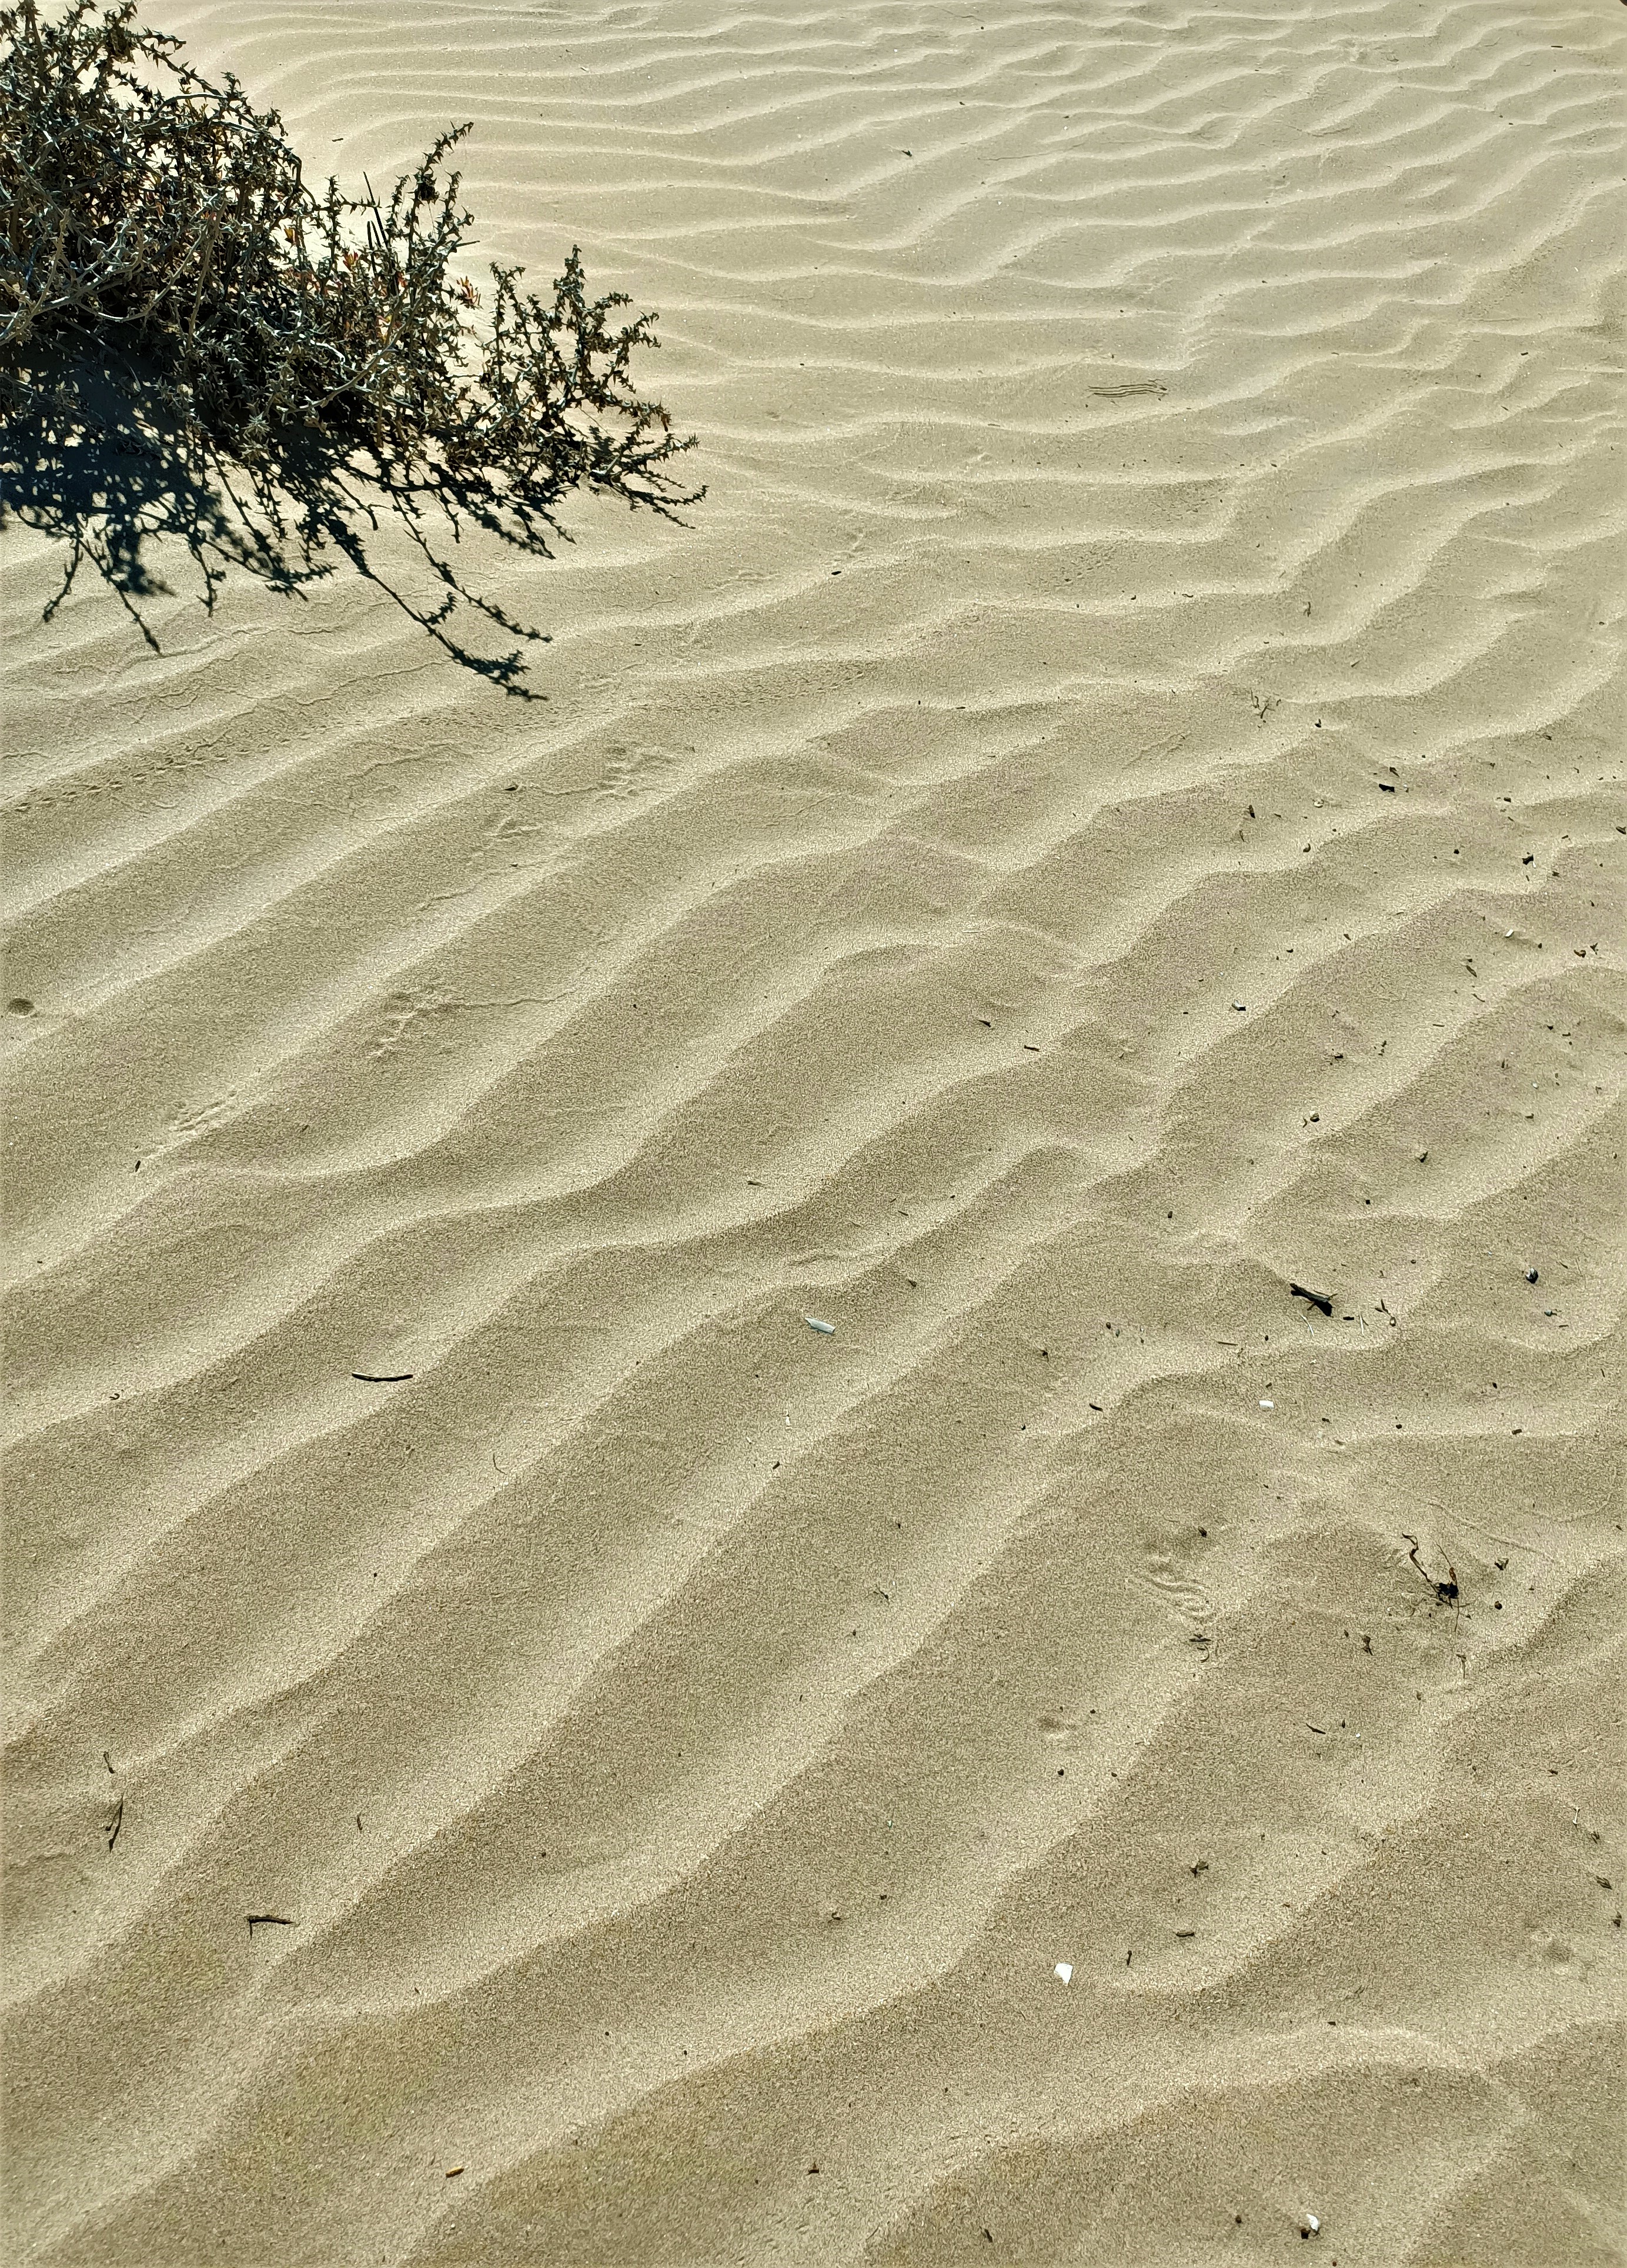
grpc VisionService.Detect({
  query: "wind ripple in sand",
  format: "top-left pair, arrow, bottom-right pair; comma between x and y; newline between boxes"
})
3,0 -> 1623,2261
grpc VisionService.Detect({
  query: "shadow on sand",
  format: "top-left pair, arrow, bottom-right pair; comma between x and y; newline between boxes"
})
0,351 -> 613,695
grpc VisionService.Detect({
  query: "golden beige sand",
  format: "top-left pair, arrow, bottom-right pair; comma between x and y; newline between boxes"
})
3,0 -> 1624,2262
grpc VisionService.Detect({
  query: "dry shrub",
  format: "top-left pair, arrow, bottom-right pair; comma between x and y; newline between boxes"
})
0,0 -> 700,686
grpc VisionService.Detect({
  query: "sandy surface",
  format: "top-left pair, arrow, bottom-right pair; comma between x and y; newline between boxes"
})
4,0 -> 1625,2261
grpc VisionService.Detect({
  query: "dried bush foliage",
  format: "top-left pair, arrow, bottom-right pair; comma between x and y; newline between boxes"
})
0,0 -> 700,686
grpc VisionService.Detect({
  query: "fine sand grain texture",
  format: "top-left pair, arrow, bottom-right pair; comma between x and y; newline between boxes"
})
4,1 -> 1625,2262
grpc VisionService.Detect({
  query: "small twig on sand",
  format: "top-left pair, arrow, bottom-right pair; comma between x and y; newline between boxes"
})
1402,1533 -> 1458,1603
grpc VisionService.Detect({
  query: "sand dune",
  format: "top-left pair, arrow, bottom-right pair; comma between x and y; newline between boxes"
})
3,0 -> 1623,2260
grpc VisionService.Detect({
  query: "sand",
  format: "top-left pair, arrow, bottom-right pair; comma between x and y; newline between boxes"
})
3,0 -> 1624,2260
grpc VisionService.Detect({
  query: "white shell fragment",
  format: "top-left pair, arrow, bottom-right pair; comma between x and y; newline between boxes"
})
1259,1398 -> 1274,1409
1054,1962 -> 1073,1984
1299,2211 -> 1321,2236
805,1316 -> 836,1335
